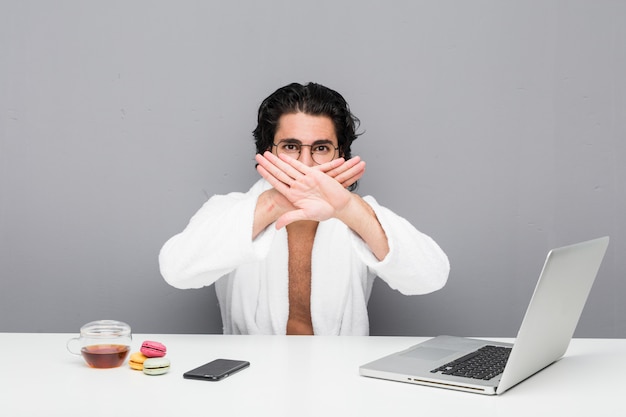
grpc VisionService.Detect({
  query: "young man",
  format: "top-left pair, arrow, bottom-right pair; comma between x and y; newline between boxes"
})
159,82 -> 449,335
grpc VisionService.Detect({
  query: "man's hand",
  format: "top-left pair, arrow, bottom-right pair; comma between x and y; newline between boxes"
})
255,152 -> 366,229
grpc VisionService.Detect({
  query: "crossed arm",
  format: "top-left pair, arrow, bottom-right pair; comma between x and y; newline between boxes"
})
253,151 -> 390,261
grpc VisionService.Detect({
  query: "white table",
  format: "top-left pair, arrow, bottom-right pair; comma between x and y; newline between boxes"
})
1,334 -> 624,416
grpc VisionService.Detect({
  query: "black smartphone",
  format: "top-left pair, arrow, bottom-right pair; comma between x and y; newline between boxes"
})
183,359 -> 250,381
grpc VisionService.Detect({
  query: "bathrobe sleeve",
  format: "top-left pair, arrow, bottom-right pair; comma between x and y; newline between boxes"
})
159,180 -> 275,289
351,195 -> 450,295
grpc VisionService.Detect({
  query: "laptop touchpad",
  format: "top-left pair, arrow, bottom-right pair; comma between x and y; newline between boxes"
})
401,347 -> 457,361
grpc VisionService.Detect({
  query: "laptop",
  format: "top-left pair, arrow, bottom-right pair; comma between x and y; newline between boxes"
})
360,236 -> 609,395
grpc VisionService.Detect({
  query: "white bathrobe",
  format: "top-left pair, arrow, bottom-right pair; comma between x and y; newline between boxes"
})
159,179 -> 449,335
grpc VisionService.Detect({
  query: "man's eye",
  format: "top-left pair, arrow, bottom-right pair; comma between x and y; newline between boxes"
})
313,145 -> 330,153
282,144 -> 300,152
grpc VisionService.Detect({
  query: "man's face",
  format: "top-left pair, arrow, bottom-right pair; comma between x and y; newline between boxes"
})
272,112 -> 339,167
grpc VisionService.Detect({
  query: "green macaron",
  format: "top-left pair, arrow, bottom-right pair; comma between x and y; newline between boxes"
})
142,357 -> 171,376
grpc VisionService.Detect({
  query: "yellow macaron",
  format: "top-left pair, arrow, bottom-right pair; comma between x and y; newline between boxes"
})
129,352 -> 148,370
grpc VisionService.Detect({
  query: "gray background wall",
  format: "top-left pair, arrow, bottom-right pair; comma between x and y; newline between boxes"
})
1,1 -> 624,337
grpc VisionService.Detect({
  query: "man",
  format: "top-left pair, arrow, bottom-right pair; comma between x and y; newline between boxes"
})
159,82 -> 449,335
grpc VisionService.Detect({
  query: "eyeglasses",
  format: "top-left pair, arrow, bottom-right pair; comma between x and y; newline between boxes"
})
272,139 -> 339,165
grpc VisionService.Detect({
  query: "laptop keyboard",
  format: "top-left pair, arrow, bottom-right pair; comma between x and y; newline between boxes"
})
430,345 -> 512,380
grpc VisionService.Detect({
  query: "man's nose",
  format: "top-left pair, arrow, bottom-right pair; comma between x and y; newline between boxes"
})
297,147 -> 315,166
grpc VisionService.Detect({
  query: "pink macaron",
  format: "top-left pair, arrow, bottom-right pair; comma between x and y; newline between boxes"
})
140,340 -> 167,358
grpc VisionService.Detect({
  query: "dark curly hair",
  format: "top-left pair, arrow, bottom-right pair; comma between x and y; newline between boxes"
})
253,82 -> 361,165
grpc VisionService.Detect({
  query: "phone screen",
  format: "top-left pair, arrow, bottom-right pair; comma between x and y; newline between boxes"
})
183,359 -> 250,381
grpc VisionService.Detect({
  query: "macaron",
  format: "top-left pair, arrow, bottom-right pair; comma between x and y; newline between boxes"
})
140,340 -> 167,358
129,352 -> 148,371
143,357 -> 171,376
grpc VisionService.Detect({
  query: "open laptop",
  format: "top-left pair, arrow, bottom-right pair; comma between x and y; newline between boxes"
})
360,236 -> 609,395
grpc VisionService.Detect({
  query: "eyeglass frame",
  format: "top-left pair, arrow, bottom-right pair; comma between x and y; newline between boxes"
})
271,139 -> 340,165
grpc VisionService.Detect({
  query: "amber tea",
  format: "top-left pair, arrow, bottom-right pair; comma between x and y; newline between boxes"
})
67,320 -> 132,367
81,344 -> 130,368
